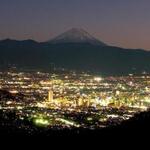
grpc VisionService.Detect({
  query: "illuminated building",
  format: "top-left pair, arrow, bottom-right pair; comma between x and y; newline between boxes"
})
78,98 -> 83,106
48,90 -> 53,102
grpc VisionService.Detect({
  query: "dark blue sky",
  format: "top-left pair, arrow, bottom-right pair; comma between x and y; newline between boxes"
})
0,0 -> 150,49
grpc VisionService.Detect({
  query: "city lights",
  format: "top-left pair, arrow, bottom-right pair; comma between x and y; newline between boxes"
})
94,77 -> 103,82
34,118 -> 49,127
0,70 -> 150,130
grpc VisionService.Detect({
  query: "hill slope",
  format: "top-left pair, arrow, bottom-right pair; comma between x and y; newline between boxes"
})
0,40 -> 150,75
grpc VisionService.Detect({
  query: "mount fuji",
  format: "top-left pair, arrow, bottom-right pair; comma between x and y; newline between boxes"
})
49,28 -> 107,46
0,28 -> 150,75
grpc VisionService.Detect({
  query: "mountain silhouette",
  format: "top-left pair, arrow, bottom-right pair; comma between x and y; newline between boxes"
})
0,29 -> 150,75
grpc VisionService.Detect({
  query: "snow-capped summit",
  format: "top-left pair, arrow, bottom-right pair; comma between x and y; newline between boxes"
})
49,28 -> 107,46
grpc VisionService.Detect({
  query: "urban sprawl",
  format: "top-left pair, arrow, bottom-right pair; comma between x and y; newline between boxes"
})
0,71 -> 150,130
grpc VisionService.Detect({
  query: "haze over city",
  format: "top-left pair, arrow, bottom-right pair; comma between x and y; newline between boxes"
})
0,0 -> 150,50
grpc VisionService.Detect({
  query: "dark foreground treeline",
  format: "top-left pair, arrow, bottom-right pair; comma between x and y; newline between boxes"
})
0,109 -> 150,137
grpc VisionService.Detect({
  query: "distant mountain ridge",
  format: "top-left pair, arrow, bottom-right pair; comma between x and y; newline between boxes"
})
0,28 -> 150,75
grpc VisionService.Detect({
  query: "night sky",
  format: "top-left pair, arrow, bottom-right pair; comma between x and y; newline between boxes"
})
0,0 -> 150,49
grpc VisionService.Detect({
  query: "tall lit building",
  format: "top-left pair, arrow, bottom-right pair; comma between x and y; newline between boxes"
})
78,98 -> 83,107
48,90 -> 53,102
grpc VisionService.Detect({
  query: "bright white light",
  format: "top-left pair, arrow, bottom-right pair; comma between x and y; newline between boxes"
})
9,90 -> 19,94
94,77 -> 102,82
116,90 -> 120,95
6,101 -> 12,105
